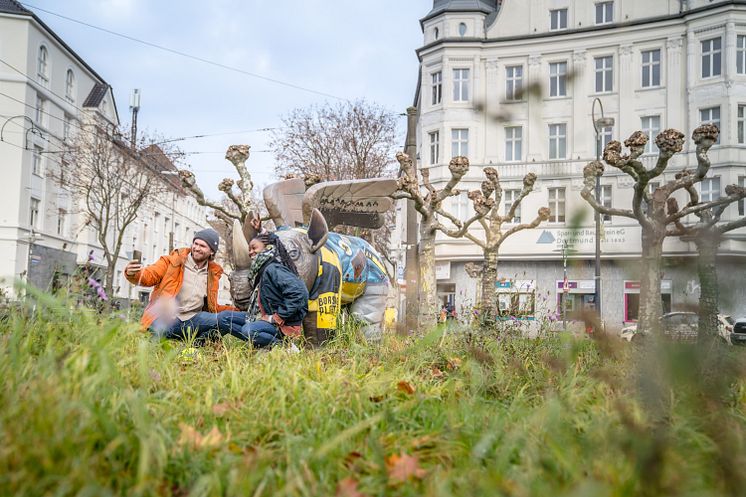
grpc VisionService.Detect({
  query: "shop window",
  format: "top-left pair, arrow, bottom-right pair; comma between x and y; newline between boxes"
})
497,292 -> 535,318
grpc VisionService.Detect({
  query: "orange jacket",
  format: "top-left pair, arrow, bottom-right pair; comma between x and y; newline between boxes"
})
125,248 -> 235,329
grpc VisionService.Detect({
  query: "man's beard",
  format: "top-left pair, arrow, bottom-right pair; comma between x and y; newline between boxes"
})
192,250 -> 210,263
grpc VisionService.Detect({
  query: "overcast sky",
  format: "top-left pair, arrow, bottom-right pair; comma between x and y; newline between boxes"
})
25,0 -> 431,198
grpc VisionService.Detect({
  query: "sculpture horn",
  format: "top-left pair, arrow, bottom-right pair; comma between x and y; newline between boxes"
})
232,219 -> 252,269
243,211 -> 260,242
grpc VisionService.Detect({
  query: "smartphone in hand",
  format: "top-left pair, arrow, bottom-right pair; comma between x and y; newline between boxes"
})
132,249 -> 142,264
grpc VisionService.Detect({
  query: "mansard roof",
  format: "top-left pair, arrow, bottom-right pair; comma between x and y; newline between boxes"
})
0,0 -> 31,15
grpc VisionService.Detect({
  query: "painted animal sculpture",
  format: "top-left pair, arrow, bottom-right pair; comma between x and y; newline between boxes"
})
229,209 -> 390,344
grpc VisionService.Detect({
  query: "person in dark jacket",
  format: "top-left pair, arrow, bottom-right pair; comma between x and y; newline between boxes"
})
217,232 -> 308,348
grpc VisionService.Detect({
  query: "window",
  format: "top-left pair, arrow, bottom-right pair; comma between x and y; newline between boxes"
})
738,35 -> 746,74
549,62 -> 567,97
59,161 -> 67,186
451,128 -> 469,158
453,191 -> 471,222
596,126 -> 613,154
458,22 -> 467,37
700,106 -> 721,144
641,49 -> 661,87
594,56 -> 613,93
37,46 -> 48,83
506,65 -> 523,101
57,209 -> 66,236
434,27 -> 439,40
550,9 -> 567,30
35,95 -> 45,125
498,292 -> 535,317
65,69 -> 75,102
739,105 -> 745,144
641,115 -> 661,154
431,71 -> 442,105
548,188 -> 566,223
504,189 -> 522,223
453,68 -> 470,102
595,2 -> 613,24
739,177 -> 745,216
701,37 -> 722,78
505,126 -> 522,161
32,146 -> 43,176
429,130 -> 440,165
29,198 -> 40,228
63,114 -> 72,141
644,181 -> 660,209
600,185 -> 612,222
548,123 -> 567,159
700,177 -> 721,202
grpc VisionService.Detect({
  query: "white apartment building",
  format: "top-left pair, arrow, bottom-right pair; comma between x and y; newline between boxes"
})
0,1 -> 221,304
413,0 -> 746,326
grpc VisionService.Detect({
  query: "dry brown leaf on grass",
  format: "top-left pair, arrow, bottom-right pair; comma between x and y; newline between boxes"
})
343,450 -> 363,469
336,477 -> 369,497
178,423 -> 225,450
386,453 -> 427,483
430,366 -> 445,379
410,435 -> 436,450
396,380 -> 416,395
446,357 -> 462,370
212,402 -> 238,417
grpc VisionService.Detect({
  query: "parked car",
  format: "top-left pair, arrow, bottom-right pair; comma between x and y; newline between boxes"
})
730,316 -> 746,345
620,312 -> 734,343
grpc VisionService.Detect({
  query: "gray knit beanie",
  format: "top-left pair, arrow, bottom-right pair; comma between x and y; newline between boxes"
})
193,228 -> 219,254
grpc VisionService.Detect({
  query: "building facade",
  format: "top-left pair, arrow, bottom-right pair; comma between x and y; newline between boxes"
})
413,0 -> 746,327
0,1 -> 222,304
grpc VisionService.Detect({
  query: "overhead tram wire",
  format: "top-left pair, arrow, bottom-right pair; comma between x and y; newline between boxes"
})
0,136 -> 211,228
0,57 -> 281,151
20,2 -> 349,102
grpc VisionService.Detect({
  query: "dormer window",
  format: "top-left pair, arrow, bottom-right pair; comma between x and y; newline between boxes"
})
458,22 -> 467,37
37,45 -> 48,84
65,69 -> 75,102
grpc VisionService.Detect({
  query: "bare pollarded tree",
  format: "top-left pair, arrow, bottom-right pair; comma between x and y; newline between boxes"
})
581,124 -> 746,334
62,127 -> 171,299
270,100 -> 398,181
394,152 -> 486,323
178,144 -> 258,227
449,167 -> 551,319
667,184 -> 746,341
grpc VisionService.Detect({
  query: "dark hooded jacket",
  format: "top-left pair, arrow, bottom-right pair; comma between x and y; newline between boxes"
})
255,260 -> 309,326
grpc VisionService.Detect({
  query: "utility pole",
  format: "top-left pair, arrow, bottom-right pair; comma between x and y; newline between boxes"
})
404,106 -> 419,334
129,89 -> 141,151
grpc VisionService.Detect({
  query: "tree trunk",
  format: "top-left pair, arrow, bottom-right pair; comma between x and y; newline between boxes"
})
418,220 -> 438,327
696,231 -> 720,343
638,227 -> 664,335
480,247 -> 499,322
104,259 -> 117,305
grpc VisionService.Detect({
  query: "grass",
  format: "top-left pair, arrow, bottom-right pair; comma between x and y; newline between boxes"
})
1,294 -> 745,496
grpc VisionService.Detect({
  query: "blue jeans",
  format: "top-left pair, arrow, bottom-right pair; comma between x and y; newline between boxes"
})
150,311 -> 220,343
216,310 -> 282,348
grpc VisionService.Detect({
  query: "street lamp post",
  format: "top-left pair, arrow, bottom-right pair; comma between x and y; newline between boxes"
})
554,240 -> 569,331
591,98 -> 614,329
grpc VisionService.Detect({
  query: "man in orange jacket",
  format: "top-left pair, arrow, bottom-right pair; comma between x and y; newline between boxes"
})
124,229 -> 234,342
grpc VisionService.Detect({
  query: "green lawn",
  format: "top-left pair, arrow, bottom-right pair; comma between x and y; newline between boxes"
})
1,295 -> 744,496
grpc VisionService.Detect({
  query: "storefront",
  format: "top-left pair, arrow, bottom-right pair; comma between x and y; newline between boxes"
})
623,280 -> 672,322
556,279 -> 596,317
496,279 -> 536,319
436,261 -> 455,308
